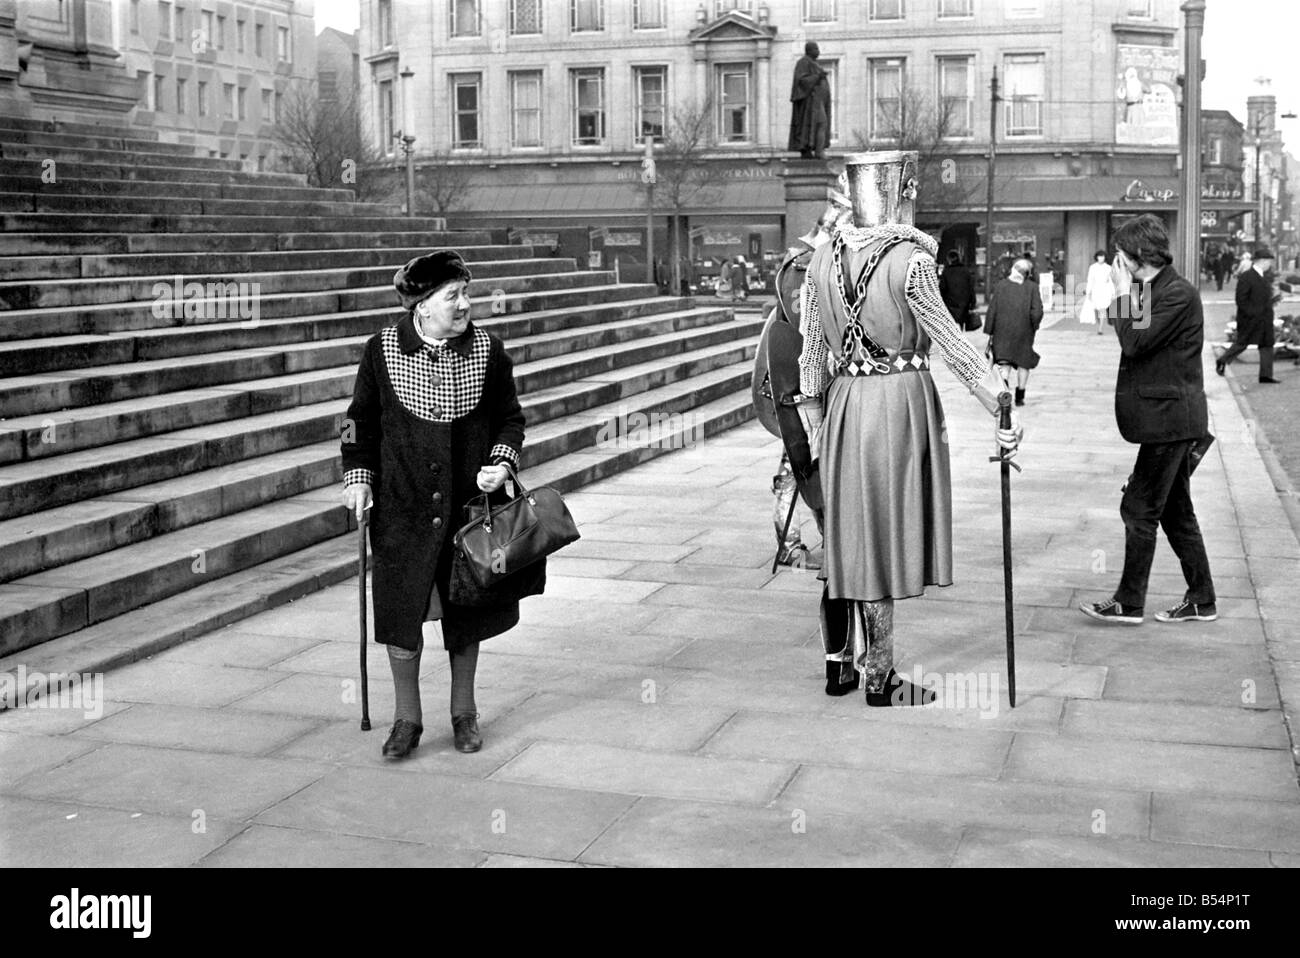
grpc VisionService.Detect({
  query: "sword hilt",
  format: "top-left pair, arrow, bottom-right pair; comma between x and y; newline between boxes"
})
990,391 -> 1023,472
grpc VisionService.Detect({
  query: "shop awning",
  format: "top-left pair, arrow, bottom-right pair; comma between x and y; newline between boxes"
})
459,178 -> 784,218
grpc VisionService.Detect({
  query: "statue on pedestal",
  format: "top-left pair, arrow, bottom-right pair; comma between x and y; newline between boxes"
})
788,42 -> 831,159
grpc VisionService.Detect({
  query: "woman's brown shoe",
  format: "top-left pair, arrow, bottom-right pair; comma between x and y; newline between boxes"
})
381,719 -> 422,759
452,713 -> 482,753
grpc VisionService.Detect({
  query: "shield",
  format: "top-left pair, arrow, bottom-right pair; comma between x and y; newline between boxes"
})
751,309 -> 782,438
766,311 -> 823,514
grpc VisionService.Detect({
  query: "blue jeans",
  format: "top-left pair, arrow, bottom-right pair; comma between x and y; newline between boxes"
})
1115,440 -> 1216,610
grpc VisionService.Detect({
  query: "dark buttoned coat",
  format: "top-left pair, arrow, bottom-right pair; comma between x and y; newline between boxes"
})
341,314 -> 526,652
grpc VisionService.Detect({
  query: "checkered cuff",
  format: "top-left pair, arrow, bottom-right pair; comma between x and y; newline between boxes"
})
489,444 -> 519,468
343,468 -> 374,488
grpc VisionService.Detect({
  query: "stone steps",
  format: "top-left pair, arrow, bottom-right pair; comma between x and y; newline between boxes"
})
0,173 -> 356,203
0,229 -> 472,258
0,356 -> 757,657
0,342 -> 756,586
0,278 -> 656,342
0,256 -> 577,309
1,242 -> 530,282
0,121 -> 762,669
0,305 -> 736,461
0,190 -> 403,219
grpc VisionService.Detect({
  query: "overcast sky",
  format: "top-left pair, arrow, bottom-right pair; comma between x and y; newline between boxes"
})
311,0 -> 1298,151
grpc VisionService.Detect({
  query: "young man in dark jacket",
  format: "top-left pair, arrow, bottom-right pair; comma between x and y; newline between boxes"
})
1081,214 -> 1217,625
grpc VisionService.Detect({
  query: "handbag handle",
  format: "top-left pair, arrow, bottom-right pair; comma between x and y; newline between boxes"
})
473,461 -> 533,533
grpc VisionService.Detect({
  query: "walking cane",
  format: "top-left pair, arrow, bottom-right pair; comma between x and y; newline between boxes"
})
988,393 -> 1022,708
358,509 -> 371,732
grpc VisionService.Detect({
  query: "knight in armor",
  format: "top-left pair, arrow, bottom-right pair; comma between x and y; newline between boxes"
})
796,152 -> 1023,706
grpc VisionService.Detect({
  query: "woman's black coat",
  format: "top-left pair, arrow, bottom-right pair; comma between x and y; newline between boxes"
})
341,315 -> 526,652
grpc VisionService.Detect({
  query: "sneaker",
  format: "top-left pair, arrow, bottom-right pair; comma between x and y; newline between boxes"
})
1155,600 -> 1218,623
1079,598 -> 1144,625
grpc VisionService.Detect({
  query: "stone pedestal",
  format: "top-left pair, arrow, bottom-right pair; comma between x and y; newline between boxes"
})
780,158 -> 839,249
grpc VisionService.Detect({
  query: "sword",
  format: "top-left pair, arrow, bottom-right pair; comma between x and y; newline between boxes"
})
988,393 -> 1021,708
772,491 -> 800,575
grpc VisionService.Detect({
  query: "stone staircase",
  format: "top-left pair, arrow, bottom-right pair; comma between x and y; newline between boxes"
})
0,116 -> 761,679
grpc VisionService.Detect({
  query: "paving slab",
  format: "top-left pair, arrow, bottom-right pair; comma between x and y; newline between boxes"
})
69,703 -> 320,756
197,824 -> 485,868
952,827 -> 1271,867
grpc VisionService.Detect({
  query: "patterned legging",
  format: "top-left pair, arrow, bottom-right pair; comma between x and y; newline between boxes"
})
823,596 -> 894,692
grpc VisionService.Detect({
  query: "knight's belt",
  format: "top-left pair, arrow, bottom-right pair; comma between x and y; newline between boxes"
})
837,352 -> 931,377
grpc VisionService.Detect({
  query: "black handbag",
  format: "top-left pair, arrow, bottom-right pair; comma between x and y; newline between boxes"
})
448,463 -> 579,606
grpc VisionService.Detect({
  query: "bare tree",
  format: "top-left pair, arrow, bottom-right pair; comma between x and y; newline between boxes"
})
851,84 -> 988,232
636,96 -> 727,296
273,79 -> 386,201
413,152 -> 474,216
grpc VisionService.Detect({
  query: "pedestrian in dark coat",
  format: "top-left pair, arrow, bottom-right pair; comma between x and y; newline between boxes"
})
1080,213 -> 1216,626
983,258 -> 1043,405
1217,246 -> 1279,383
938,250 -> 977,331
341,249 -> 526,758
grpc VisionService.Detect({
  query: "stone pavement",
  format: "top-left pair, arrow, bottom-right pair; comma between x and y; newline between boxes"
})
3,318 -> 1299,868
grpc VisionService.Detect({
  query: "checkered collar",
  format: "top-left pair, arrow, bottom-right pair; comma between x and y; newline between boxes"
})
396,311 -> 477,358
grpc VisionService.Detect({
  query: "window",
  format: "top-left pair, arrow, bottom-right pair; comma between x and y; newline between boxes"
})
153,74 -> 164,110
821,59 -> 839,141
320,70 -> 338,101
450,0 -> 480,36
939,0 -> 973,16
451,74 -> 482,148
1209,137 -> 1223,165
870,0 -> 903,20
130,0 -> 140,34
200,10 -> 213,49
1003,53 -> 1044,136
175,76 -> 187,114
510,0 -> 542,34
223,82 -> 234,118
869,58 -> 905,140
197,79 -> 209,116
379,79 -> 395,152
803,0 -> 835,22
1127,0 -> 1153,17
236,18 -> 244,52
174,5 -> 185,40
570,0 -> 604,31
634,0 -> 666,28
254,23 -> 263,56
260,88 -> 271,120
510,70 -> 543,147
141,71 -> 153,109
158,1 -> 171,39
714,0 -> 752,16
635,66 -> 667,143
237,85 -> 247,120
276,26 -> 290,62
378,0 -> 393,46
717,63 -> 752,143
274,90 -> 282,123
937,56 -> 973,137
216,14 -> 225,49
571,68 -> 606,145
1005,0 -> 1041,17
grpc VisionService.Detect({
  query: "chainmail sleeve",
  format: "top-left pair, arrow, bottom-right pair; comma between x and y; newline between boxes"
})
798,272 -> 831,399
906,251 -> 1005,416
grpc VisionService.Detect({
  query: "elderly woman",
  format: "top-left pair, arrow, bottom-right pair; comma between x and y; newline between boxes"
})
984,257 -> 1044,406
341,250 -> 525,758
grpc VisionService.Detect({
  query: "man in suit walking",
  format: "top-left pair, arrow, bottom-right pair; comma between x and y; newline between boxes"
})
1081,214 -> 1217,625
1217,246 -> 1280,384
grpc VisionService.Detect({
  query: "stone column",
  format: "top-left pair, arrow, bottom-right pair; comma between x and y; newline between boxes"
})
756,56 -> 770,148
780,158 -> 838,249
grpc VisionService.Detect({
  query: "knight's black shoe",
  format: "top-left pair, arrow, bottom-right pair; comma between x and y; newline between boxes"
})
825,661 -> 861,697
864,670 -> 937,708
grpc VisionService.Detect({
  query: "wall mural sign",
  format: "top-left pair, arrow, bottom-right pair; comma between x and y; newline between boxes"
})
1115,45 -> 1179,147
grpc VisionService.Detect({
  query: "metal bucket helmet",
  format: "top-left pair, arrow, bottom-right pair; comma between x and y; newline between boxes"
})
843,150 -> 919,228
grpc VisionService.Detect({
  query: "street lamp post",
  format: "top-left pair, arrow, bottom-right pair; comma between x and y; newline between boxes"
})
1179,1 -> 1205,279
399,67 -> 415,219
